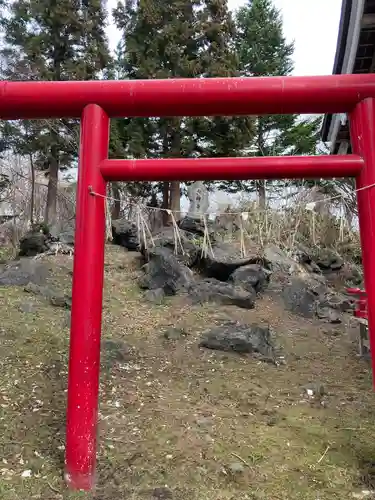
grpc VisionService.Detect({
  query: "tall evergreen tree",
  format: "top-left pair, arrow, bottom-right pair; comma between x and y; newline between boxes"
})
195,0 -> 254,159
232,0 -> 321,208
113,0 -> 254,216
0,0 -> 110,225
113,0 -> 203,216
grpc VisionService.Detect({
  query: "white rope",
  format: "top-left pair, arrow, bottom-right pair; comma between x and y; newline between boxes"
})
104,191 -> 113,241
239,213 -> 247,258
339,206 -> 345,242
138,208 -> 155,248
136,208 -> 141,250
312,210 -> 316,245
140,208 -> 147,253
88,181 -> 375,218
201,214 -> 215,258
166,209 -> 185,256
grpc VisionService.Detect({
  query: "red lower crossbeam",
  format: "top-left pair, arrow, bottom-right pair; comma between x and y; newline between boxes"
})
99,154 -> 363,182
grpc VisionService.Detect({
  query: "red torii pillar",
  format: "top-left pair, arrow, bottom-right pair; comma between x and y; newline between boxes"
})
0,76 -> 374,490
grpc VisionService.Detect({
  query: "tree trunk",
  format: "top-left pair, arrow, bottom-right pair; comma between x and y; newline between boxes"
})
161,122 -> 171,225
162,181 -> 170,225
44,145 -> 59,228
257,180 -> 266,210
111,182 -> 121,219
170,181 -> 181,218
44,49 -> 62,228
257,119 -> 267,209
170,123 -> 181,220
256,117 -> 267,210
29,153 -> 35,226
344,203 -> 354,230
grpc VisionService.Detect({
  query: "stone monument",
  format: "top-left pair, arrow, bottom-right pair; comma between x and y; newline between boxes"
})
187,181 -> 209,219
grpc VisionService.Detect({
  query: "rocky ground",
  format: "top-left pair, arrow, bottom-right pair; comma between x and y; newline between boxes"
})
0,218 -> 373,499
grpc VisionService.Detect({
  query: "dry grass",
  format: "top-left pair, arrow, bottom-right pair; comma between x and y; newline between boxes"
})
0,245 -> 374,499
217,202 -> 362,265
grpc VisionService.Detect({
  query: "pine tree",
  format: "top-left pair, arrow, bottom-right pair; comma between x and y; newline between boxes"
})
109,25 -> 166,216
195,0 -> 254,159
232,0 -> 321,208
114,0 -> 204,217
0,0 -> 110,226
114,0 -> 255,216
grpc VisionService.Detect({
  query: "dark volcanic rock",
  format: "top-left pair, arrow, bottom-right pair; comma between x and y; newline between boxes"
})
143,227 -> 199,267
319,291 -> 353,313
229,263 -> 270,293
102,339 -> 132,369
178,216 -> 214,238
58,228 -> 75,246
316,305 -> 341,323
163,327 -> 187,340
281,278 -> 318,318
144,287 -> 165,304
50,224 -> 75,246
200,321 -> 275,360
280,275 -> 353,323
263,244 -> 296,273
199,242 -> 262,281
139,246 -> 193,295
0,259 -> 49,286
18,223 -> 75,257
19,232 -> 48,257
151,487 -> 173,499
188,278 -> 256,309
24,282 -> 72,309
313,249 -> 344,272
112,218 -> 139,251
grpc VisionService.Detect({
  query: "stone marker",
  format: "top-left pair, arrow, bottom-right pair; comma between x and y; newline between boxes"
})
187,181 -> 209,219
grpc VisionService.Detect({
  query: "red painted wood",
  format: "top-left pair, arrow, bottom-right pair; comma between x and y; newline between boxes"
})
65,104 -> 109,490
1,74 -> 375,119
99,155 -> 363,182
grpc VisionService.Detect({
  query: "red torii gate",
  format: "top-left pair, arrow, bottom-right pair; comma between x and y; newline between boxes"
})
1,75 -> 375,490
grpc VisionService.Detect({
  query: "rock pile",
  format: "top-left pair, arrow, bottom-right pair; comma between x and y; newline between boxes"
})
114,217 -> 362,323
18,224 -> 74,257
1,214 -> 360,330
117,214 -> 358,324
134,220 -> 269,310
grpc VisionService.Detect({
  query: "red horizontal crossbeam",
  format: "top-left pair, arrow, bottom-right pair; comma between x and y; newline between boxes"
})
1,74 -> 375,119
99,155 -> 364,182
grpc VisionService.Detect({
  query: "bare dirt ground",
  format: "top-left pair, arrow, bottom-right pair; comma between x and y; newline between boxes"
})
0,245 -> 375,500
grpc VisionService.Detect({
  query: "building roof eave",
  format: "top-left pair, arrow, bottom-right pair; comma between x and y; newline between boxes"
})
321,0 -> 359,143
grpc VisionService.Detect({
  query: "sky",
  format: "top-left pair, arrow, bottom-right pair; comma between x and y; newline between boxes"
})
106,0 -> 343,76
104,0 -> 343,212
270,0 -> 342,76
